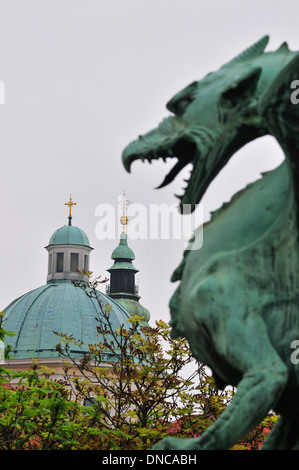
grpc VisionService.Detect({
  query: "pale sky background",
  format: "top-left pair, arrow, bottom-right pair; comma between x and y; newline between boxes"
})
0,0 -> 294,327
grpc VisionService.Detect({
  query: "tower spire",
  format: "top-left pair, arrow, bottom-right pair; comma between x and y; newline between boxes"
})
65,195 -> 76,226
118,190 -> 131,233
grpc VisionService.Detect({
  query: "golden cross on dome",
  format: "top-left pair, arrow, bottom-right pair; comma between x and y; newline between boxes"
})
65,195 -> 76,218
118,191 -> 131,232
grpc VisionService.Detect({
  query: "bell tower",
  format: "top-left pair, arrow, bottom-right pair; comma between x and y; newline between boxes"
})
106,193 -> 150,325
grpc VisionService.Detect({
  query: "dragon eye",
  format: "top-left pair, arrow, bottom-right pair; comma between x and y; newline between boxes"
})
174,98 -> 193,115
166,81 -> 198,115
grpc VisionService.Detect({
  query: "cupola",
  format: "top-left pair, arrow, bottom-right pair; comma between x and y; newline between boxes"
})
45,196 -> 93,283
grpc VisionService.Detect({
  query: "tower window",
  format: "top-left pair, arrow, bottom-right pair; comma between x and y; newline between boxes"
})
56,253 -> 64,273
70,253 -> 79,272
48,254 -> 52,275
84,254 -> 89,272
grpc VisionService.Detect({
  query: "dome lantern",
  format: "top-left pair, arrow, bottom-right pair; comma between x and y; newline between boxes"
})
45,196 -> 93,283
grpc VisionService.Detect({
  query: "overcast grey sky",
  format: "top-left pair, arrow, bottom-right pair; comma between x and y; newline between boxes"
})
0,0 -> 294,325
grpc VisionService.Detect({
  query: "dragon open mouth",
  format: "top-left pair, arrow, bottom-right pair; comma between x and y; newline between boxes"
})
123,129 -> 212,213
155,156 -> 193,190
123,135 -> 202,210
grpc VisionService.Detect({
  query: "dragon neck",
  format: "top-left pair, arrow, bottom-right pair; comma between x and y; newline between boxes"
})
275,136 -> 299,238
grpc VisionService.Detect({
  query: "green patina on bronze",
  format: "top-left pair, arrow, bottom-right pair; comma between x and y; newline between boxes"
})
122,36 -> 299,450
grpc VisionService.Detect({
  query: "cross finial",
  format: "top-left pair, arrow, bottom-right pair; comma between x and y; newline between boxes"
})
118,191 -> 131,232
65,195 -> 76,225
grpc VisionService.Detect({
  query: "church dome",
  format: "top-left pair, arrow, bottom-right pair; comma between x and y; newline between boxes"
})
2,195 -> 151,364
3,280 -> 132,360
48,225 -> 90,248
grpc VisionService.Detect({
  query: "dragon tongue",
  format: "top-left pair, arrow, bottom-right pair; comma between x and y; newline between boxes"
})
155,158 -> 188,189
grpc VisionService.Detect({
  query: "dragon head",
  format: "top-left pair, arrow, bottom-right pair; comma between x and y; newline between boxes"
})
123,36 -> 297,211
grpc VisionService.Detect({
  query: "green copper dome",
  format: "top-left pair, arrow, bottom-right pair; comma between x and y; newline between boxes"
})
3,280 -> 132,360
111,233 -> 135,260
109,232 -> 138,273
48,225 -> 90,247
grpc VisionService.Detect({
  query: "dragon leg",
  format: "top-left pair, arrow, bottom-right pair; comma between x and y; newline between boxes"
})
154,272 -> 288,450
261,416 -> 299,450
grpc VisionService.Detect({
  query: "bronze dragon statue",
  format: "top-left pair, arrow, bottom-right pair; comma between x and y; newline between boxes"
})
122,36 -> 299,450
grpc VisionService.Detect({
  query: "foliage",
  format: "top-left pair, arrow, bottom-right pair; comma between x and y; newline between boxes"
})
0,312 -> 15,360
0,363 -> 115,450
